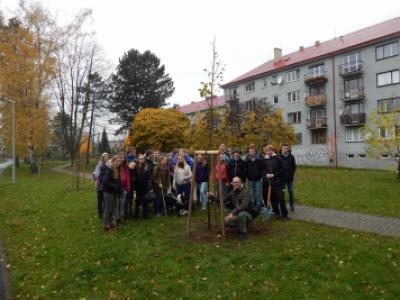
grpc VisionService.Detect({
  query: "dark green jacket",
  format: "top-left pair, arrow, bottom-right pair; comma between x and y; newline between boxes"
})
224,188 -> 250,215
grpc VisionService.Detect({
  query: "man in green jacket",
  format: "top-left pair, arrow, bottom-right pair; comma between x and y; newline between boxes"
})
210,176 -> 254,241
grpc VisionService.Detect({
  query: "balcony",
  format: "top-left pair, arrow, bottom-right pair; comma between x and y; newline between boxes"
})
340,88 -> 365,101
339,62 -> 364,78
304,70 -> 328,86
307,118 -> 328,129
340,113 -> 366,126
305,94 -> 327,107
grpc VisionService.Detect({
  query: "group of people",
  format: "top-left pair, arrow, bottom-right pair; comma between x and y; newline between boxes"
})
93,143 -> 297,239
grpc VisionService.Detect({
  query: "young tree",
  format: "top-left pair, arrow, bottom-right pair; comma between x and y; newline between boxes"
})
99,128 -> 111,154
49,111 -> 71,159
365,108 -> 400,177
127,108 -> 190,152
108,49 -> 175,133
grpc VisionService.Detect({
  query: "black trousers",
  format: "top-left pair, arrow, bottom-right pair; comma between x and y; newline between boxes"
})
267,185 -> 287,218
135,188 -> 149,218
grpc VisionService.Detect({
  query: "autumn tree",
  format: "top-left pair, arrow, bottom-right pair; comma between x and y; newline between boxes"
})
127,108 -> 190,152
108,49 -> 175,133
365,108 -> 400,177
0,16 -> 48,173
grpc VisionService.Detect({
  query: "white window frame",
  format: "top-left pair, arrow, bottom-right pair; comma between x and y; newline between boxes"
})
287,111 -> 301,124
345,127 -> 365,142
286,69 -> 300,82
377,70 -> 400,87
376,41 -> 399,60
245,81 -> 255,93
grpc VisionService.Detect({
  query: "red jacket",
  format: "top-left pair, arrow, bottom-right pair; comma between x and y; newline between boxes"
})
214,161 -> 228,183
120,166 -> 131,192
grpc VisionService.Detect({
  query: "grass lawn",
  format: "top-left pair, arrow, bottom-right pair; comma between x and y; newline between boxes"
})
0,165 -> 400,299
293,166 -> 400,218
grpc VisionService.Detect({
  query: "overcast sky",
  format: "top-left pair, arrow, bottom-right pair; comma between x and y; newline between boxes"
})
1,0 -> 400,136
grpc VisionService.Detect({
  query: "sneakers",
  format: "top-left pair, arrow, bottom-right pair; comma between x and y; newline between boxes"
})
201,206 -> 207,211
180,209 -> 188,216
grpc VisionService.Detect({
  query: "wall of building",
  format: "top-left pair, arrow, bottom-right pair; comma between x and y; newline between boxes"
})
223,36 -> 400,170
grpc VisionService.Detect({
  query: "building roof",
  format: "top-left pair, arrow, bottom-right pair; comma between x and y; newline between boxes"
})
177,96 -> 225,114
222,17 -> 400,88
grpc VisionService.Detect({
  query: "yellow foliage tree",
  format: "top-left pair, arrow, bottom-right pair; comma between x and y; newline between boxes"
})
80,134 -> 93,157
0,18 -> 50,159
127,108 -> 191,152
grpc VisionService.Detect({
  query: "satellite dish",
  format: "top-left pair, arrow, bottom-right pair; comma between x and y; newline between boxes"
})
277,76 -> 283,85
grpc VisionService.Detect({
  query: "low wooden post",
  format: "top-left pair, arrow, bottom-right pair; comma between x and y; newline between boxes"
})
217,157 -> 226,236
186,155 -> 198,236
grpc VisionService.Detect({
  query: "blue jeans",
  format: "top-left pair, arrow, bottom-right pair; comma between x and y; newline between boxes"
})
176,182 -> 191,210
247,180 -> 262,208
284,180 -> 295,211
196,182 -> 208,208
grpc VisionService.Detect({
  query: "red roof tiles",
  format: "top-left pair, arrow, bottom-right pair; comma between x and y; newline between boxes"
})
223,17 -> 400,87
177,96 -> 225,114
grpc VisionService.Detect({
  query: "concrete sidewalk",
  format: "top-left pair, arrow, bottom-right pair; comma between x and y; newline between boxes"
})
0,159 -> 12,300
292,204 -> 400,238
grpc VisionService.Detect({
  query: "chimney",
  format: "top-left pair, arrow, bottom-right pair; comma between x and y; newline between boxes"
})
299,46 -> 304,52
340,36 -> 344,42
315,40 -> 320,46
274,47 -> 282,63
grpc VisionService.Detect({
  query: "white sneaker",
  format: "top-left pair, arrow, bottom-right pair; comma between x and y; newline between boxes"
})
201,206 -> 207,211
180,209 -> 188,216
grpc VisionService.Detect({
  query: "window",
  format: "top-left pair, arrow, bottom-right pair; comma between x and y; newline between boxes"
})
295,133 -> 302,145
344,78 -> 363,99
309,86 -> 325,96
343,52 -> 363,72
358,154 -> 367,158
245,81 -> 255,93
379,127 -> 395,139
287,90 -> 301,103
287,112 -> 301,124
346,154 -> 355,158
308,64 -> 325,77
271,75 -> 277,85
229,87 -> 238,100
311,130 -> 326,144
345,127 -> 365,142
377,70 -> 400,87
344,102 -> 364,114
286,69 -> 300,82
376,41 -> 399,60
273,95 -> 278,104
377,97 -> 400,113
262,78 -> 267,88
245,99 -> 257,111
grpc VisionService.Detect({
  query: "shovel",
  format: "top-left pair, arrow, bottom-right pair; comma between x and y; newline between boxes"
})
260,180 -> 272,221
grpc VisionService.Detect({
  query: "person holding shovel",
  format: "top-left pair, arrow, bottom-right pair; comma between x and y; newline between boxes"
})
263,145 -> 288,220
153,155 -> 171,216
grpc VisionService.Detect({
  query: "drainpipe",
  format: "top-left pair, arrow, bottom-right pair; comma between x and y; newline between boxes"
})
332,57 -> 338,167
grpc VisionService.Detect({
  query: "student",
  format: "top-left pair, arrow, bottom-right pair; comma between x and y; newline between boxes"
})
126,146 -> 137,163
173,154 -> 192,216
245,147 -> 264,208
263,145 -> 288,219
119,153 -> 131,219
280,144 -> 297,213
209,177 -> 256,241
135,154 -> 152,218
195,153 -> 209,210
215,153 -> 229,199
93,152 -> 109,219
228,149 -> 247,188
153,155 -> 171,216
102,156 -> 122,233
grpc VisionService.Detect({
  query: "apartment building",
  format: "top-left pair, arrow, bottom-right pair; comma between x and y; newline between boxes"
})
222,17 -> 400,169
177,96 -> 226,124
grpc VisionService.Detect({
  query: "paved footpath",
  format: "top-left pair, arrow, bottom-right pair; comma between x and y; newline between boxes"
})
0,160 -> 12,300
292,204 -> 400,238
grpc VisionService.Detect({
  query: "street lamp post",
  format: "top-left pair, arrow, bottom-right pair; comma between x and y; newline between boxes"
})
0,97 -> 16,184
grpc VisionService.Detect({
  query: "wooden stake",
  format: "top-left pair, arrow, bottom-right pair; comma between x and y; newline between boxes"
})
186,156 -> 198,236
217,157 -> 226,236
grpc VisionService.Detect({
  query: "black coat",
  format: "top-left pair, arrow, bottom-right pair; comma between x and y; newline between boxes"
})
102,166 -> 121,194
245,157 -> 264,181
280,153 -> 296,181
263,155 -> 284,187
135,165 -> 152,192
228,158 -> 247,183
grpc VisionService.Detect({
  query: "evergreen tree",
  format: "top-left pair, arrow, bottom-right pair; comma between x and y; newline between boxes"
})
99,128 -> 111,154
108,49 -> 175,133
